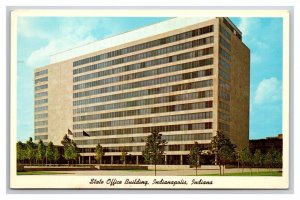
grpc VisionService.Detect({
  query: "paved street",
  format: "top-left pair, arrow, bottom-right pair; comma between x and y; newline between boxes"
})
46,167 -> 280,176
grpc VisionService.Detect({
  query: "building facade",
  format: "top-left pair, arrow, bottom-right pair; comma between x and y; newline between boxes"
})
34,17 -> 250,165
249,134 -> 283,154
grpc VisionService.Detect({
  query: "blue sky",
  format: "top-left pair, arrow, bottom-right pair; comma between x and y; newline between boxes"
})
16,17 -> 283,142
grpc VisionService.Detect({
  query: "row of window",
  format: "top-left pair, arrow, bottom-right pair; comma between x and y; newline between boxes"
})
219,101 -> 230,112
73,111 -> 213,130
219,90 -> 230,101
35,76 -> 48,84
35,91 -> 48,98
74,90 -> 213,115
163,132 -> 212,142
35,69 -> 48,77
74,48 -> 213,98
222,18 -> 242,40
74,122 -> 212,137
73,25 -> 214,67
34,106 -> 48,112
35,113 -> 48,119
74,50 -> 213,86
219,68 -> 230,81
73,79 -> 213,106
73,101 -> 213,122
74,66 -> 213,92
34,120 -> 48,126
35,84 -> 48,91
35,98 -> 48,105
75,132 -> 212,145
73,37 -> 213,75
219,111 -> 230,122
219,79 -> 230,91
167,143 -> 210,151
219,57 -> 230,70
78,144 -> 210,152
74,58 -> 212,85
35,128 -> 48,133
220,36 -> 231,51
35,135 -> 48,140
220,47 -> 231,62
220,25 -> 231,41
219,122 -> 230,132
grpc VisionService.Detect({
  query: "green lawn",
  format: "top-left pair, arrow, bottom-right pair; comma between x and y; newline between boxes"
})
201,171 -> 282,176
17,171 -> 73,175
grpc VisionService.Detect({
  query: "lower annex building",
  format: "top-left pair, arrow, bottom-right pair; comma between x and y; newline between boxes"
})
34,17 -> 250,165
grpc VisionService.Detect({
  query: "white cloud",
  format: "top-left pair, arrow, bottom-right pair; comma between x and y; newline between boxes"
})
254,77 -> 282,104
251,52 -> 262,64
238,18 -> 251,36
26,35 -> 95,68
18,18 -> 52,39
238,18 -> 270,65
22,18 -> 123,68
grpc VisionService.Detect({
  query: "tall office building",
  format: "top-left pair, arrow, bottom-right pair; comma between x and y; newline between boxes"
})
34,17 -> 250,165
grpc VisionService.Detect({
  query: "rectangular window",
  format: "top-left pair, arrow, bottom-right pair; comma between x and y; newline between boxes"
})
220,36 -> 231,51
35,99 -> 48,105
35,69 -> 48,77
34,106 -> 48,112
220,47 -> 231,61
219,101 -> 230,111
219,68 -> 230,80
35,135 -> 48,140
219,57 -> 230,70
35,120 -> 48,126
35,91 -> 48,98
35,77 -> 48,84
35,84 -> 48,91
219,111 -> 230,122
73,25 -> 214,67
35,113 -> 48,119
220,26 -> 231,41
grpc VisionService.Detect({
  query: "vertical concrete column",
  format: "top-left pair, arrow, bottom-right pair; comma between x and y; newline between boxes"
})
180,155 -> 183,165
215,154 -> 217,165
136,155 -> 139,165
165,155 -> 167,165
89,156 -> 91,164
78,156 -> 81,164
111,156 -> 113,164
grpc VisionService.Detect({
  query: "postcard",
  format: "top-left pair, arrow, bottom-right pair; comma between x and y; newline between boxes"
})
10,9 -> 289,189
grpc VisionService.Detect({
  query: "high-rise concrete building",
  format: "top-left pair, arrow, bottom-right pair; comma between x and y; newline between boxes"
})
34,17 -> 250,165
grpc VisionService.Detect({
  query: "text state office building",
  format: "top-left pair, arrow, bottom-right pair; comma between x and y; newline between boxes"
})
34,17 -> 250,165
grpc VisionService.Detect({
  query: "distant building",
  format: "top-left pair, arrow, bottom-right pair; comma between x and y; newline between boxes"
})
249,134 -> 283,154
34,17 -> 250,165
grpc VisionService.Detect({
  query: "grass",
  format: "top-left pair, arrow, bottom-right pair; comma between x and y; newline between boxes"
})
201,171 -> 282,176
17,171 -> 73,175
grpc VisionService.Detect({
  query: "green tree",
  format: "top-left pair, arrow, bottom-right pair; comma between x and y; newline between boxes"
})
274,150 -> 282,168
120,147 -> 128,165
61,134 -> 72,147
64,141 -> 79,165
16,141 -> 26,164
46,141 -> 55,165
142,130 -> 167,176
53,146 -> 60,164
264,147 -> 282,171
240,147 -> 253,175
25,137 -> 36,165
211,130 -> 236,175
37,139 -> 46,165
253,149 -> 263,173
95,143 -> 105,164
188,142 -> 204,176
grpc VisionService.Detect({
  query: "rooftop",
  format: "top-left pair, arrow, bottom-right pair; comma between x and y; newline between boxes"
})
49,17 -> 215,64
